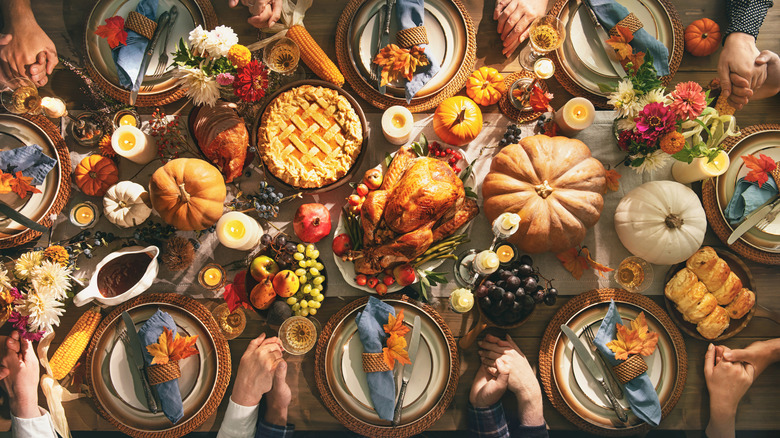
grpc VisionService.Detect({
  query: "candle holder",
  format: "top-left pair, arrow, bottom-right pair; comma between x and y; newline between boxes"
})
510,58 -> 554,111
212,303 -> 246,340
113,108 -> 142,129
69,112 -> 105,148
449,288 -> 475,314
198,263 -> 226,290
111,125 -> 157,164
69,201 -> 99,229
554,97 -> 596,136
454,213 -> 522,287
671,150 -> 730,184
381,105 -> 414,145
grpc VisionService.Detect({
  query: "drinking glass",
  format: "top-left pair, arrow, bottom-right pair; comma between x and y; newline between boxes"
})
263,37 -> 305,82
1,77 -> 41,115
614,256 -> 653,293
518,16 -> 566,71
279,316 -> 318,355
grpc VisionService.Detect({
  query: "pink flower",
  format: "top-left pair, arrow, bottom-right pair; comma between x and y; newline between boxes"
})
9,311 -> 28,332
668,81 -> 706,120
634,102 -> 676,142
21,330 -> 44,341
216,72 -> 235,86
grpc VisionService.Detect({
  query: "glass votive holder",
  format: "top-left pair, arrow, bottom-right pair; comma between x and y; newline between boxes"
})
69,112 -> 104,147
199,263 -> 226,290
113,108 -> 141,129
212,303 -> 246,340
615,256 -> 654,293
69,201 -> 99,229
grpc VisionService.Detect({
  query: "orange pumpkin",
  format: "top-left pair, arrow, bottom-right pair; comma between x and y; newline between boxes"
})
148,158 -> 227,231
466,67 -> 506,106
433,96 -> 483,146
685,18 -> 722,57
74,155 -> 118,197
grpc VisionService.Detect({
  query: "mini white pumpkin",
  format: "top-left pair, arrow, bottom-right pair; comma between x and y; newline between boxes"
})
103,181 -> 152,228
614,180 -> 707,265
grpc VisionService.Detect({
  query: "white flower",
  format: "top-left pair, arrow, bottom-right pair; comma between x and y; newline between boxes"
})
18,291 -> 64,333
641,88 -> 667,106
0,265 -> 11,291
632,150 -> 670,174
188,25 -> 210,56
204,26 -> 238,58
174,66 -> 220,107
14,251 -> 42,280
608,79 -> 641,118
616,117 -> 636,131
30,260 -> 71,300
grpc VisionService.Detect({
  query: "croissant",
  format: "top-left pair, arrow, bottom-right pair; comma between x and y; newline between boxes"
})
681,293 -> 718,324
712,272 -> 742,306
687,247 -> 730,292
697,306 -> 730,340
192,101 -> 248,183
725,288 -> 756,319
665,268 -> 697,303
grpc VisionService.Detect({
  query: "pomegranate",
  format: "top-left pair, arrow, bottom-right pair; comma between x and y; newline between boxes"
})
332,233 -> 352,257
293,203 -> 332,243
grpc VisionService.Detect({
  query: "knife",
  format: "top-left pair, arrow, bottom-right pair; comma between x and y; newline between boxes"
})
561,324 -> 628,423
392,315 -> 421,426
0,201 -> 48,232
122,312 -> 159,413
129,11 -> 171,105
375,0 -> 396,93
579,0 -> 627,78
727,196 -> 780,244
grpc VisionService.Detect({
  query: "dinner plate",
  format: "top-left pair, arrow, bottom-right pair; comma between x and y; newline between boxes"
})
715,129 -> 780,252
553,301 -> 677,429
346,0 -> 467,99
0,114 -> 62,239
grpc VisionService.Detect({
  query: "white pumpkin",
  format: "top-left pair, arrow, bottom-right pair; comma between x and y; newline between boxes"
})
103,181 -> 152,228
614,181 -> 707,265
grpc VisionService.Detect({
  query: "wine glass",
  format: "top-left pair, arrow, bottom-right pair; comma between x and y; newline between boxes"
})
263,37 -> 305,82
1,77 -> 42,115
279,316 -> 318,355
518,16 -> 566,72
614,256 -> 654,293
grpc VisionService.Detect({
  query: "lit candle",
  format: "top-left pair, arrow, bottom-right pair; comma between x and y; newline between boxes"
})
69,201 -> 99,228
216,211 -> 263,251
492,212 -> 521,238
449,288 -> 474,313
381,105 -> 414,145
474,250 -> 500,275
534,58 -> 555,80
40,97 -> 67,118
554,97 -> 595,136
496,243 -> 516,265
113,109 -> 141,128
111,125 -> 157,164
671,150 -> 730,184
199,263 -> 226,290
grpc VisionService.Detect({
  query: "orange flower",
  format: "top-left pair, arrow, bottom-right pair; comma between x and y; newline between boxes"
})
98,135 -> 116,157
659,131 -> 685,154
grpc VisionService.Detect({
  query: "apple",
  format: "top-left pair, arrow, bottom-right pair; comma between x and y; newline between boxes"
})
272,270 -> 300,297
250,278 -> 277,310
250,256 -> 279,281
363,169 -> 383,190
367,277 -> 379,289
393,264 -> 417,287
293,203 -> 332,243
332,233 -> 352,257
356,183 -> 369,197
383,275 -> 395,286
376,283 -> 388,295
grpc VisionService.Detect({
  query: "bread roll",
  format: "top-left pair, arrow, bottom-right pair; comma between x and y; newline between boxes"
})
682,293 -> 718,324
697,306 -> 730,340
686,246 -> 719,275
725,288 -> 756,319
665,268 -> 698,303
700,259 -> 731,292
712,272 -> 742,305
674,282 -> 708,315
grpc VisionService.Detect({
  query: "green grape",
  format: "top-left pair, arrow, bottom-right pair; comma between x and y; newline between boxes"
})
301,308 -> 310,317
303,284 -> 313,295
292,303 -> 300,311
310,301 -> 321,309
315,262 -> 325,271
309,308 -> 317,315
293,252 -> 304,261
297,244 -> 305,253
311,250 -> 320,259
286,297 -> 297,305
313,284 -> 323,292
294,309 -> 302,317
306,244 -> 316,253
298,260 -> 307,268
313,276 -> 325,285
314,293 -> 325,302
298,275 -> 307,284
309,267 -> 320,277
295,268 -> 306,277
300,300 -> 308,308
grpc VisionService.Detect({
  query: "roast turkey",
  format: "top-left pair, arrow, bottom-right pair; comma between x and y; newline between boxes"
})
192,101 -> 248,183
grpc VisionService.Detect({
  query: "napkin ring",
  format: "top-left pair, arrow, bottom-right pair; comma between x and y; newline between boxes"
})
609,13 -> 643,38
612,354 -> 647,384
396,26 -> 429,48
362,352 -> 391,373
126,11 -> 157,40
147,361 -> 181,385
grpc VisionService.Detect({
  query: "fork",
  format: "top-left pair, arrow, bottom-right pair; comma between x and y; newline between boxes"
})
756,205 -> 780,232
142,5 -> 178,92
583,324 -> 624,399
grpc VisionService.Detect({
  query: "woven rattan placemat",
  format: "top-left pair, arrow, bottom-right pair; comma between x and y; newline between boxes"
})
498,70 -> 548,123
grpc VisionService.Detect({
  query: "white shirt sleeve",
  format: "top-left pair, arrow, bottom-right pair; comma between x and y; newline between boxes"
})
216,398 -> 260,438
12,407 -> 58,438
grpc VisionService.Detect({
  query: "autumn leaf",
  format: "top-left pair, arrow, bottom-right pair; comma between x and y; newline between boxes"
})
384,310 -> 410,338
606,25 -> 634,61
556,247 -> 588,280
382,333 -> 411,370
606,312 -> 659,361
146,327 -> 199,365
0,171 -> 13,194
581,247 -> 614,278
528,84 -> 554,113
224,271 -> 250,312
605,169 -> 622,192
95,16 -> 128,49
373,44 -> 429,86
742,153 -> 777,187
146,327 -> 171,365
9,172 -> 41,198
622,51 -> 646,70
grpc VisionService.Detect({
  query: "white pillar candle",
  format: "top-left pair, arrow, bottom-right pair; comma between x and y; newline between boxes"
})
672,150 -> 730,184
216,211 -> 263,251
111,125 -> 157,164
554,97 -> 595,136
381,105 -> 414,145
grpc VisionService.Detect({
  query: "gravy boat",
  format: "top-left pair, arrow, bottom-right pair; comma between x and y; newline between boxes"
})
73,245 -> 159,307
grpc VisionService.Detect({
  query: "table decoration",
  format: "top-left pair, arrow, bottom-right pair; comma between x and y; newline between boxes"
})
465,67 -> 506,106
432,96 -> 482,146
614,256 -> 653,293
539,289 -> 687,435
74,155 -> 119,197
71,112 -> 106,148
315,294 -> 458,437
671,149 -> 730,183
555,97 -> 596,136
198,263 -> 225,291
215,211 -> 262,251
112,125 -> 158,164
683,18 -> 721,57
448,287 -> 473,313
381,105 -> 414,145
69,201 -> 100,229
497,70 -> 550,123
102,181 -> 153,228
113,108 -> 142,128
160,236 -> 195,272
49,306 -> 103,380
72,245 -> 160,307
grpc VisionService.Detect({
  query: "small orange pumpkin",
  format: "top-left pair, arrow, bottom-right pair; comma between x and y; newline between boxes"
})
685,18 -> 722,57
74,155 -> 119,197
466,67 -> 506,106
433,96 -> 483,146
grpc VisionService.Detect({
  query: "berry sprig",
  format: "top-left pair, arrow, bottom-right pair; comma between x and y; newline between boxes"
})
149,108 -> 193,163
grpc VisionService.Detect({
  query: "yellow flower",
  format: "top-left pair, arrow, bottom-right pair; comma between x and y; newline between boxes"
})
660,131 -> 685,155
15,251 -> 43,280
228,44 -> 252,69
43,245 -> 69,267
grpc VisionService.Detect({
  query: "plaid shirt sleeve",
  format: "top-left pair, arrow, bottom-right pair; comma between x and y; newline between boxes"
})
255,418 -> 295,438
725,0 -> 774,39
467,402 -> 549,438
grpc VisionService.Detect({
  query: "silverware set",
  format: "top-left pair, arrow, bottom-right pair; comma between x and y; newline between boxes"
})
582,324 -> 623,399
142,6 -> 179,92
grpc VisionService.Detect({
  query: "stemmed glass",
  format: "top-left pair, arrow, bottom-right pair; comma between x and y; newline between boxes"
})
263,37 -> 305,83
614,256 -> 654,293
518,16 -> 566,71
1,77 -> 42,115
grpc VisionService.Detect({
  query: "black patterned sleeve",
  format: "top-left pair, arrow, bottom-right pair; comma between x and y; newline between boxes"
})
725,0 -> 775,39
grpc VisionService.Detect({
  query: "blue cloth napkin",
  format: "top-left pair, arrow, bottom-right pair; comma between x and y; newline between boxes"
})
112,0 -> 159,90
724,177 -> 779,224
355,296 -> 396,421
138,309 -> 184,424
396,0 -> 440,102
0,144 -> 56,185
589,0 -> 670,76
593,300 -> 661,427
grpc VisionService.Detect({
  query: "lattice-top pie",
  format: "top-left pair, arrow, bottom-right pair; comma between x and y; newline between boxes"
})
258,85 -> 363,189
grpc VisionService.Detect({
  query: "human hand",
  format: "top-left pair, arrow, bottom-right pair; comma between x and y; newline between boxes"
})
0,331 -> 41,419
229,0 -> 283,29
469,361 -> 508,408
494,0 -> 547,57
0,12 -> 57,87
718,32 -> 765,109
750,51 -> 780,101
230,333 -> 284,407
477,334 -> 544,426
722,338 -> 780,378
264,360 -> 291,426
704,343 -> 755,438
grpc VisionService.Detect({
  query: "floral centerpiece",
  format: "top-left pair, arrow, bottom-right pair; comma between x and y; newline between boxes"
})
172,25 -> 269,107
603,26 -> 739,173
0,247 -> 74,340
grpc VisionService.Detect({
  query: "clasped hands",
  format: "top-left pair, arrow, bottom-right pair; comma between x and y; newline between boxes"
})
0,0 -> 57,88
718,33 -> 780,110
229,0 -> 283,29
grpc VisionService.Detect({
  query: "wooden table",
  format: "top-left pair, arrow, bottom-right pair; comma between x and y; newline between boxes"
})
12,0 -> 780,434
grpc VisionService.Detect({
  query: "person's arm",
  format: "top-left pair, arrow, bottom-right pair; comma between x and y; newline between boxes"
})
256,360 -> 294,437
467,402 -> 510,438
0,0 -> 56,86
11,407 -> 58,438
704,343 -> 755,438
722,338 -> 780,377
725,0 -> 774,40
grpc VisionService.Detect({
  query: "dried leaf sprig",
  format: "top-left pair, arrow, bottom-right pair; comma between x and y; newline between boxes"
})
606,312 -> 659,360
382,310 -> 411,370
146,327 -> 199,365
372,44 -> 429,87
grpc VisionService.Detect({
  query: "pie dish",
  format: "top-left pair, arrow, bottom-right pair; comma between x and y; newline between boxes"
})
257,84 -> 364,189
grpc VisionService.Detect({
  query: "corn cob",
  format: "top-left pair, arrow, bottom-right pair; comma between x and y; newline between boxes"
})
287,24 -> 344,86
49,307 -> 102,380
714,94 -> 736,115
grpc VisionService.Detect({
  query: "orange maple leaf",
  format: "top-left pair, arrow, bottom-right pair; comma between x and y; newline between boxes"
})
9,172 -> 41,198
146,327 -> 199,365
742,154 -> 777,187
0,171 -> 13,194
382,333 -> 411,370
373,44 -> 429,86
581,247 -> 614,278
383,310 -> 410,338
606,312 -> 659,361
622,51 -> 646,71
95,16 -> 128,49
556,247 -> 588,280
528,84 -> 554,113
606,25 -> 634,61
605,169 -> 622,192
